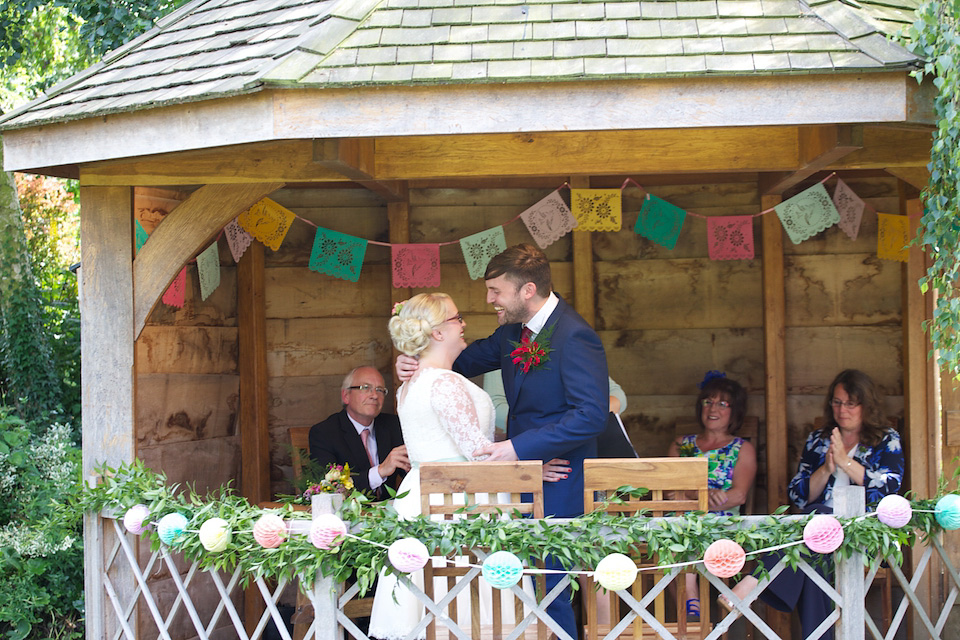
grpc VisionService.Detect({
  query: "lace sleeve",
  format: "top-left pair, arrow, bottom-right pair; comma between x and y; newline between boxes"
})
430,373 -> 493,461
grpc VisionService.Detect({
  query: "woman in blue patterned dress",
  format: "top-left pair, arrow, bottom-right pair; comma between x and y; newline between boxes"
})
668,373 -> 757,619
722,369 -> 904,640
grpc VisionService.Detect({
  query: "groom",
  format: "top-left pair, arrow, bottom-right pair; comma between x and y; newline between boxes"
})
398,243 -> 609,640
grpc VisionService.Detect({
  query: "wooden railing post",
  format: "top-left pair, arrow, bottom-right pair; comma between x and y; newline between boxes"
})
312,494 -> 344,640
835,485 -> 865,640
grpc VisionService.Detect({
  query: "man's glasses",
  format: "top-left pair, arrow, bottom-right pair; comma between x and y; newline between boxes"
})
348,384 -> 389,397
830,398 -> 860,409
702,399 -> 731,409
444,313 -> 464,325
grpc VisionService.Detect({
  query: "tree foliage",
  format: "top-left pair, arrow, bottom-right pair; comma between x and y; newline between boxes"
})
902,0 -> 960,376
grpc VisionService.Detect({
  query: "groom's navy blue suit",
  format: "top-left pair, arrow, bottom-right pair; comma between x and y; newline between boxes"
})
454,295 -> 608,638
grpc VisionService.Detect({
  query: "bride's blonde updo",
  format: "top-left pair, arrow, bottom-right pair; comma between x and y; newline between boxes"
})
388,293 -> 452,356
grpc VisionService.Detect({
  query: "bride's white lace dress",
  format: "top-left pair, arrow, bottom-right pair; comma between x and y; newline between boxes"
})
367,367 -> 529,640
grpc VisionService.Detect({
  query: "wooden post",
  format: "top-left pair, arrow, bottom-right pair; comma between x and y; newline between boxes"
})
312,494 -> 345,640
80,186 -> 137,640
761,194 -> 787,511
760,193 -> 791,639
569,176 -> 595,327
835,486 -> 865,640
238,240 -> 271,634
901,193 -> 939,634
388,197 -> 411,391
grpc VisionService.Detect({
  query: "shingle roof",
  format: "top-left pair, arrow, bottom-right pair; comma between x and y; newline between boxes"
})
0,0 -> 923,130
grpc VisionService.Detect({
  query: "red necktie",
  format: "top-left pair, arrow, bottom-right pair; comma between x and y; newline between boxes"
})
359,428 -> 375,467
520,326 -> 533,345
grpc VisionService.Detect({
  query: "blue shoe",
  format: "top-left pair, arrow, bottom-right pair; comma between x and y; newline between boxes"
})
686,598 -> 700,621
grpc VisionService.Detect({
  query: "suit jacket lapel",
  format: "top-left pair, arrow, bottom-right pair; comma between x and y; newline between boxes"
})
511,299 -> 566,402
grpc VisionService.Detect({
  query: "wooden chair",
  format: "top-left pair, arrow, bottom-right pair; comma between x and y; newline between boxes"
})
582,457 -> 710,639
674,415 -> 759,515
286,426 -> 373,640
418,461 -> 547,640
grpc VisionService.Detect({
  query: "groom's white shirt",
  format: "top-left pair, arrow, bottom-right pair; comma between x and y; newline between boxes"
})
524,291 -> 558,337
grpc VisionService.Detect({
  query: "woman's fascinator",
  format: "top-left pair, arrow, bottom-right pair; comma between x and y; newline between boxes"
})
698,370 -> 726,389
391,300 -> 407,316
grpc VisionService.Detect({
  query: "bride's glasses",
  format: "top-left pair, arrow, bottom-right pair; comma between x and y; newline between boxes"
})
443,313 -> 464,325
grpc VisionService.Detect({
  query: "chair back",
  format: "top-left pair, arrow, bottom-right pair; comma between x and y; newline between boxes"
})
417,461 -> 547,640
584,457 -> 708,516
419,460 -> 544,518
289,426 -> 311,483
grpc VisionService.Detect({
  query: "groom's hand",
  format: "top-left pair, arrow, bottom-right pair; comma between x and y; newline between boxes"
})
474,440 -> 518,461
396,355 -> 419,382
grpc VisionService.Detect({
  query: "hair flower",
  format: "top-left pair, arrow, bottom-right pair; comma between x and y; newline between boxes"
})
391,301 -> 405,317
698,370 -> 727,389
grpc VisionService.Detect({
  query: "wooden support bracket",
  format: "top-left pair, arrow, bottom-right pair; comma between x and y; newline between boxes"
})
759,125 -> 863,195
313,138 -> 408,201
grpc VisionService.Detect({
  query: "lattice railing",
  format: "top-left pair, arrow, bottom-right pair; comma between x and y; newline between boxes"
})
88,487 -> 960,640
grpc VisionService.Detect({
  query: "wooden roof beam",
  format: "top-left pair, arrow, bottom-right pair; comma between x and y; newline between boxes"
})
313,138 -> 407,202
759,125 -> 863,195
132,182 -> 283,337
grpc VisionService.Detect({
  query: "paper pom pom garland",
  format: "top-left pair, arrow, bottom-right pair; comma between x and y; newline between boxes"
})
481,551 -> 524,589
388,538 -> 430,573
877,494 -> 912,528
594,553 -> 638,592
803,514 -> 845,554
157,513 -> 189,545
935,494 -> 960,530
199,517 -> 232,553
310,513 -> 347,550
123,504 -> 150,535
253,513 -> 288,549
703,539 -> 746,578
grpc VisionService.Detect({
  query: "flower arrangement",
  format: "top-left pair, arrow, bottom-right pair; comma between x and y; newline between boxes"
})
302,463 -> 356,500
509,323 -> 556,373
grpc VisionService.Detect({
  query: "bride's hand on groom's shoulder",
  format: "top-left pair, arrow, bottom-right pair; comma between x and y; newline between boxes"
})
396,354 -> 419,381
542,458 -> 571,483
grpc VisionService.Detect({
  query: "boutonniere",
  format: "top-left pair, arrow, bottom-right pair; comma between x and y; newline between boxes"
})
510,323 -> 556,373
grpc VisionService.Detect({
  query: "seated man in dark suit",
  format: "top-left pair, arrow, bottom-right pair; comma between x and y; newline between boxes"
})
309,366 -> 409,499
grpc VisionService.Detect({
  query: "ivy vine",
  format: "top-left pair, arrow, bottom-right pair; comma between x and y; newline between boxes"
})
901,1 -> 960,376
78,461 -> 952,597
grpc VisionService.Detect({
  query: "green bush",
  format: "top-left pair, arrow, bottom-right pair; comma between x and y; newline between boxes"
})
0,410 -> 82,639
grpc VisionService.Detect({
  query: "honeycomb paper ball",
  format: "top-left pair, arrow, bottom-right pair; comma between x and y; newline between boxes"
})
935,494 -> 960,530
253,513 -> 288,549
310,513 -> 347,550
157,513 -> 189,545
876,495 -> 912,529
123,504 -> 150,535
481,551 -> 524,589
387,538 -> 430,573
594,553 -> 638,592
198,518 -> 232,553
703,539 -> 746,578
803,514 -> 845,554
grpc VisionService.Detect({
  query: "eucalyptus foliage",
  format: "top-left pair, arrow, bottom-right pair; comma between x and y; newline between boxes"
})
80,461 -> 948,600
902,0 -> 960,376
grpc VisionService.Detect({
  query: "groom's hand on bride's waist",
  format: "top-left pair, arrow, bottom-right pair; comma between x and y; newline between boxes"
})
474,440 -> 518,461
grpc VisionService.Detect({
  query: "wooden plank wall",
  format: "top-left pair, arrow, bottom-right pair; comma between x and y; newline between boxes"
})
262,175 -> 903,510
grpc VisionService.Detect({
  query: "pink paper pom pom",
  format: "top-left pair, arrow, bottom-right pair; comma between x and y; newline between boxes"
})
703,539 -> 746,578
310,513 -> 347,550
803,514 -> 844,554
123,504 -> 150,535
876,495 -> 912,529
253,513 -> 288,549
388,538 -> 430,573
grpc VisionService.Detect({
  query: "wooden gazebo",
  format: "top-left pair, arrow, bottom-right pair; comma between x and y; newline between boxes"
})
2,0 -> 955,636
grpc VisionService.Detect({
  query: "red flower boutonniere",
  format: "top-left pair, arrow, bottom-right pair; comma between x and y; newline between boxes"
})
510,323 -> 556,373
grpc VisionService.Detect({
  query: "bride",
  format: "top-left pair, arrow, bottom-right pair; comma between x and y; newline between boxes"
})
368,292 -> 552,640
